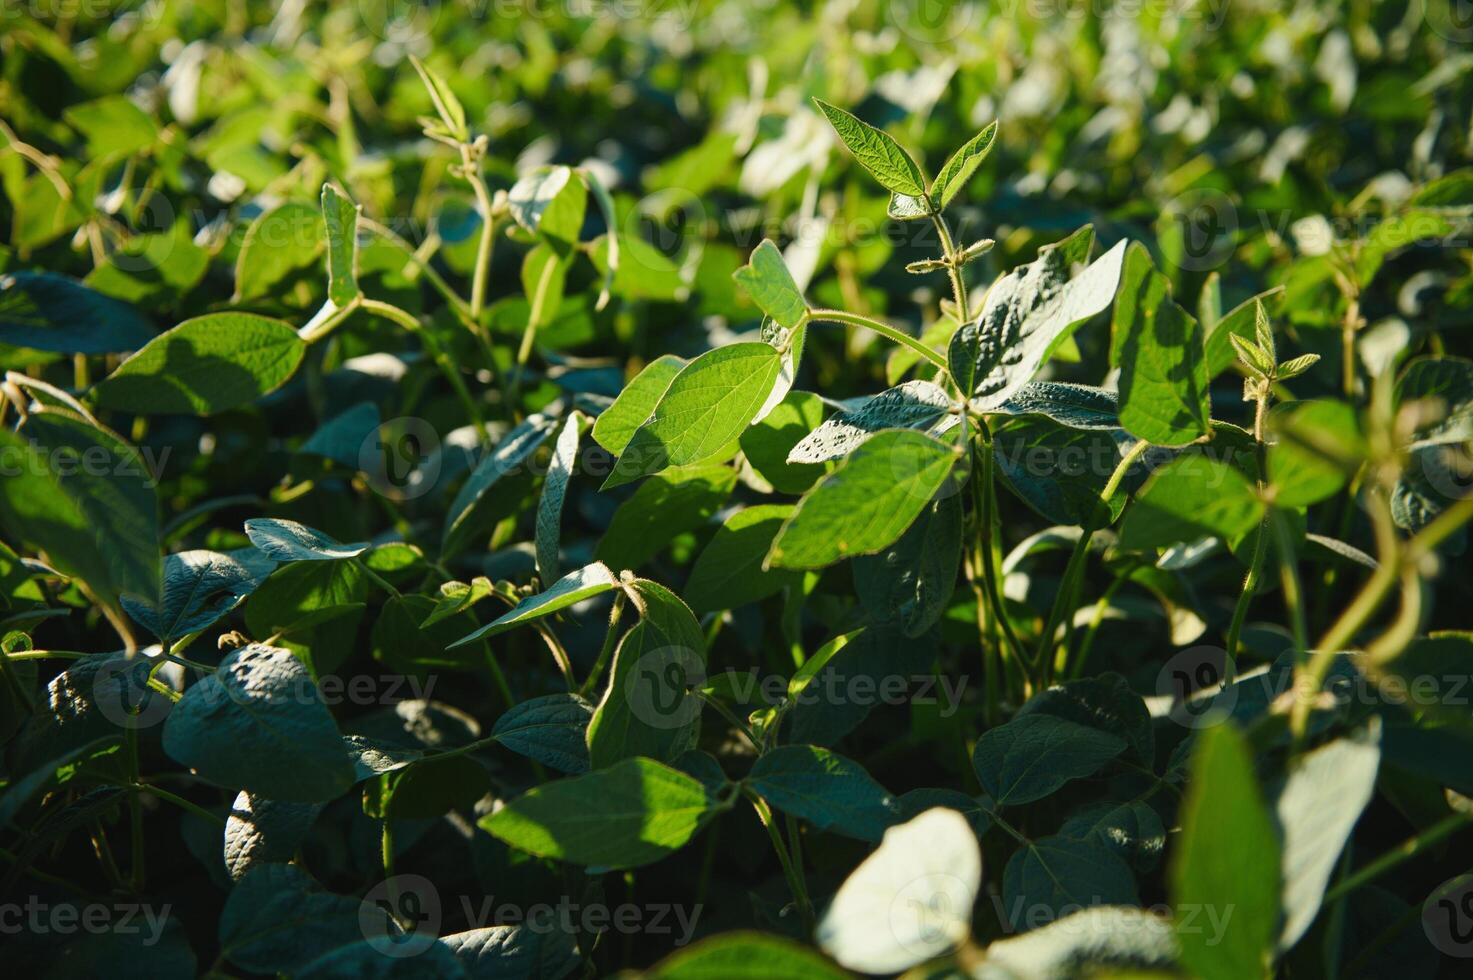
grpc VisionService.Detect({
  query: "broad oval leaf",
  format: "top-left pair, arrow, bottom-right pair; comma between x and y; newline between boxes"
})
592,355 -> 686,455
767,429 -> 958,570
1119,455 -> 1264,552
163,644 -> 354,802
813,99 -> 927,197
972,713 -> 1125,806
787,380 -> 955,465
438,924 -> 582,980
746,744 -> 900,842
443,409 -> 561,549
234,201 -> 325,301
480,756 -> 722,869
732,239 -> 807,330
684,504 -> 797,614
223,791 -> 322,881
994,381 -> 1121,430
604,343 -> 783,489
816,807 -> 981,973
596,463 -> 736,571
0,271 -> 155,354
92,312 -> 307,416
646,932 -> 848,980
490,693 -> 594,774
122,548 -> 276,643
1002,835 -> 1138,929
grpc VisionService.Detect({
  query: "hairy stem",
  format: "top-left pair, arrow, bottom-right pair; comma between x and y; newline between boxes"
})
804,308 -> 949,373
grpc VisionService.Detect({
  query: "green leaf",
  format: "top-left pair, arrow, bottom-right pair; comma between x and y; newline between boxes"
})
787,380 -> 955,464
980,906 -> 1178,976
522,241 -> 569,330
244,518 -> 368,562
0,271 -> 155,353
1119,455 -> 1265,552
593,354 -> 686,455
1017,672 -> 1154,766
163,644 -> 354,802
371,593 -> 481,671
1002,835 -> 1138,927
732,239 -> 808,330
320,184 -> 361,309
449,562 -> 619,647
813,99 -> 927,197
297,401 -> 381,469
1268,400 -> 1365,508
509,166 -> 579,241
994,418 -> 1129,527
92,312 -> 307,416
443,409 -> 561,550
408,54 -> 469,142
63,95 -> 158,157
121,548 -> 275,643
490,693 -> 593,774
1203,288 -> 1285,378
596,463 -> 737,571
972,713 -> 1125,806
1275,718 -> 1381,950
439,924 -> 582,980
853,481 -> 961,636
739,390 -> 827,494
887,192 -> 931,221
931,120 -> 998,209
952,229 -> 1127,407
480,756 -> 723,869
746,744 -> 900,841
536,412 -> 582,584
604,343 -> 783,489
0,410 -> 160,604
817,807 -> 980,973
786,628 -> 865,702
1170,723 -> 1280,980
647,933 -> 847,980
1396,355 -> 1473,448
224,791 -> 322,881
219,864 -> 389,974
1059,799 -> 1166,873
767,429 -> 958,569
685,505 -> 798,614
422,575 -> 495,628
993,382 -> 1121,430
234,202 -> 325,301
1112,243 -> 1211,447
587,579 -> 706,768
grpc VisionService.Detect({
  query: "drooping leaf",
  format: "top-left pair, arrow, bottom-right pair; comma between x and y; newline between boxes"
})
223,791 -> 322,881
162,644 -> 354,802
121,548 -> 276,643
817,807 -> 980,973
1015,672 -> 1155,766
604,344 -> 782,489
218,864 -> 389,974
732,239 -> 807,330
813,99 -> 927,198
1059,799 -> 1166,873
980,906 -> 1178,976
994,418 -> 1130,527
587,579 -> 706,769
0,410 -> 160,604
0,271 -> 155,353
786,380 -> 955,465
972,713 -> 1125,806
1170,723 -> 1280,980
536,412 -> 582,583
443,409 -> 561,549
1275,718 -> 1381,949
92,312 -> 307,416
767,429 -> 958,569
244,518 -> 368,562
993,382 -> 1121,430
746,744 -> 900,841
438,924 -> 582,980
450,562 -> 618,647
480,756 -> 723,869
852,480 -> 962,636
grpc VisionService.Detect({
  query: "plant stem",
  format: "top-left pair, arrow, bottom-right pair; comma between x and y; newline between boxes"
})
131,783 -> 225,826
930,213 -> 968,316
1224,517 -> 1269,677
579,591 -> 626,698
804,308 -> 949,373
355,558 -> 403,600
1325,810 -> 1472,903
461,145 -> 498,320
1272,509 -> 1309,653
747,793 -> 814,932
